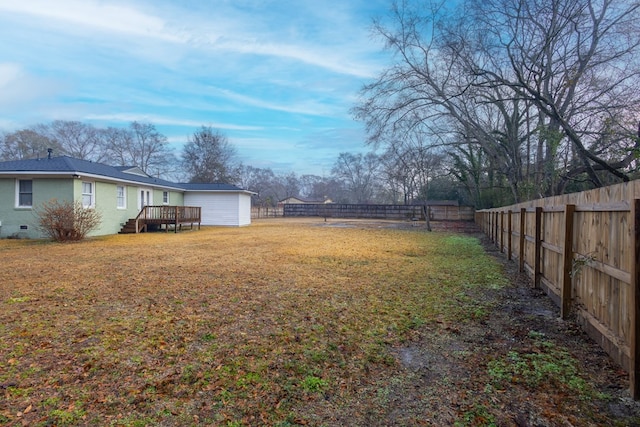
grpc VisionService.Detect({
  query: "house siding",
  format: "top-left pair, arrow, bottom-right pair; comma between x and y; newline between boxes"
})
91,181 -> 139,236
238,193 -> 251,226
153,189 -> 184,207
0,178 -> 74,238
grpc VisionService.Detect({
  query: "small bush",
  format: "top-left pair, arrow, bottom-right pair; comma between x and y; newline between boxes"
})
35,199 -> 102,241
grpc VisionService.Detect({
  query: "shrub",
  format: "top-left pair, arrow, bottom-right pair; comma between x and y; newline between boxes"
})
35,199 -> 102,241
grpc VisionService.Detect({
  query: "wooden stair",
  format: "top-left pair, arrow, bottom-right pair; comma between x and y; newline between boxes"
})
118,219 -> 143,234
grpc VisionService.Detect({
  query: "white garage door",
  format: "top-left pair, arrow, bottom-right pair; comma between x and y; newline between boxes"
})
184,192 -> 241,226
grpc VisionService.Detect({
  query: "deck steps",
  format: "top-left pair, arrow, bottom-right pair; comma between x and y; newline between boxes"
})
118,219 -> 140,234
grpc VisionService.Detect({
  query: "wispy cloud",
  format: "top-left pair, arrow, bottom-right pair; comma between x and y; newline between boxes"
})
0,0 -> 382,78
0,0 -> 181,42
84,113 -> 263,131
212,39 -> 378,79
207,87 -> 338,117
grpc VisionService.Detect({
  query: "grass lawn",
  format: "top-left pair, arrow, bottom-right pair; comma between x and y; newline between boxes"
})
0,219 -> 634,426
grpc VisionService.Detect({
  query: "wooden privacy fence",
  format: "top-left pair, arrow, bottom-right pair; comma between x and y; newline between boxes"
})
283,203 -> 475,221
475,180 -> 640,398
251,206 -> 284,219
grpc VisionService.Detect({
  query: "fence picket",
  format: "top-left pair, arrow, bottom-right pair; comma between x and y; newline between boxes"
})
631,199 -> 640,399
561,204 -> 575,319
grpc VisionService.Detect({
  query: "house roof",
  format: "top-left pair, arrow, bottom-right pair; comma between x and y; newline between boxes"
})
279,196 -> 326,203
179,183 -> 252,193
0,156 -> 249,193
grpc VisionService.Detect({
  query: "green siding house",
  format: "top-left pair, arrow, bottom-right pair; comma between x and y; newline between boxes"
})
0,155 -> 253,239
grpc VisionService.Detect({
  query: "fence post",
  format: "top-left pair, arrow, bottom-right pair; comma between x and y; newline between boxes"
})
519,208 -> 526,273
491,211 -> 495,242
630,199 -> 640,399
489,211 -> 493,241
507,210 -> 512,261
500,211 -> 505,254
493,211 -> 500,246
534,207 -> 542,289
561,204 -> 575,319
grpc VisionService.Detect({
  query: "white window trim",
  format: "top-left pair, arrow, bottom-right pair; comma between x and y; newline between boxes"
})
82,181 -> 95,208
15,179 -> 33,209
163,191 -> 169,205
116,185 -> 127,209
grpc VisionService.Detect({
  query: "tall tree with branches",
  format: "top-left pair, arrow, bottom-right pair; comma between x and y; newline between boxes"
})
469,0 -> 640,190
354,0 -> 640,206
181,126 -> 240,184
36,120 -> 105,161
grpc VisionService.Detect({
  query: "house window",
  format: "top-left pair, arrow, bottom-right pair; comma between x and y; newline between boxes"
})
163,191 -> 169,204
17,179 -> 33,207
82,182 -> 94,208
116,185 -> 126,209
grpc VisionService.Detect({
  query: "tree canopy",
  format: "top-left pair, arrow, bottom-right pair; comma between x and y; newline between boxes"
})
181,126 -> 241,184
353,0 -> 640,207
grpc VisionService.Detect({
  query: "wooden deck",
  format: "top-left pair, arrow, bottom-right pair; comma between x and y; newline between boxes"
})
119,206 -> 202,234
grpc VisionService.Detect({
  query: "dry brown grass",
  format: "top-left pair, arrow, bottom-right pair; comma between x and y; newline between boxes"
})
0,218 -> 635,426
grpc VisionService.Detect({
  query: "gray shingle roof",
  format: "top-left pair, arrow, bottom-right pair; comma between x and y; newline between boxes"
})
179,183 -> 246,191
0,156 -> 247,192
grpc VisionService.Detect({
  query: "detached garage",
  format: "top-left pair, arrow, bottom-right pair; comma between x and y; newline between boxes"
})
181,183 -> 254,226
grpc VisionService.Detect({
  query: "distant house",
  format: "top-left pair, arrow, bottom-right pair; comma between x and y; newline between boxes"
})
0,155 -> 254,238
278,196 -> 332,206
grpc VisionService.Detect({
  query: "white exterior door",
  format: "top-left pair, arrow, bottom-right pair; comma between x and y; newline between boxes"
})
138,188 -> 153,210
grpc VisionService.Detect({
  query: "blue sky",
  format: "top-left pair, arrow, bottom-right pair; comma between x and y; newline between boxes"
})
0,0 -> 392,176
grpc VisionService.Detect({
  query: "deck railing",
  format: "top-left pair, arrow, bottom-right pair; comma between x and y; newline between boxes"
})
134,206 -> 201,233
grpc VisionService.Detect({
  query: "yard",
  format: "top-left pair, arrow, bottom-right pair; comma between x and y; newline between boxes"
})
0,218 -> 638,426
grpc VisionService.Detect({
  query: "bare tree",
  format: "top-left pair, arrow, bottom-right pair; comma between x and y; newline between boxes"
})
102,122 -> 174,177
469,0 -> 640,189
35,121 -> 105,161
381,132 -> 447,204
272,172 -> 301,203
354,0 -> 640,206
1,129 -> 60,160
238,165 -> 279,207
354,1 -> 536,203
299,174 -> 346,202
331,152 -> 382,203
101,126 -> 133,166
181,126 -> 240,184
129,122 -> 174,176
